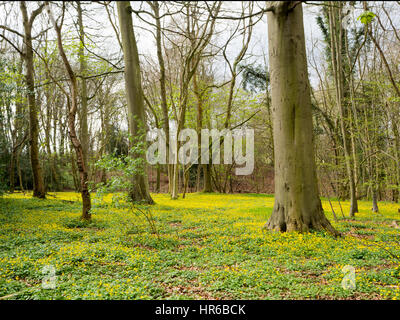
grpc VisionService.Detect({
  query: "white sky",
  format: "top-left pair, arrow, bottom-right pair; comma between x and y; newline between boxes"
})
130,2 -> 326,87
1,1 -> 396,89
81,1 -> 328,88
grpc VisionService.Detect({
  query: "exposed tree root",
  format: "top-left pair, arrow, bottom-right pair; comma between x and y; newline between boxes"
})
264,202 -> 341,238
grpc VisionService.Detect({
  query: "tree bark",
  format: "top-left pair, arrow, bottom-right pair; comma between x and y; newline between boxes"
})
16,146 -> 24,193
372,189 -> 379,213
9,151 -> 15,193
264,2 -> 339,236
20,1 -> 46,199
47,2 -> 91,220
328,2 -> 358,216
9,60 -> 25,193
150,2 -> 172,193
117,1 -> 154,204
203,164 -> 213,193
77,1 -> 89,168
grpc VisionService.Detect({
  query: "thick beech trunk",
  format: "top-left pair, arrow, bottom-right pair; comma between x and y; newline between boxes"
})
264,2 -> 339,236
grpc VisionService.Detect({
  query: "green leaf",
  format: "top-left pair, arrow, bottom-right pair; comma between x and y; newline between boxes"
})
357,11 -> 376,25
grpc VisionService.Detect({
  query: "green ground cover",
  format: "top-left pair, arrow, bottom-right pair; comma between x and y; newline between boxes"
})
0,192 -> 399,300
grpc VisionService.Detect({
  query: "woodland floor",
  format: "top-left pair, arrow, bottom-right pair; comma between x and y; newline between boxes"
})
0,192 -> 400,300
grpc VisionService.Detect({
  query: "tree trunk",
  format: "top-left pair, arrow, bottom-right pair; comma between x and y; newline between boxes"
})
150,2 -> 171,193
328,2 -> 358,216
9,151 -> 15,193
9,60 -> 25,193
70,145 -> 80,192
47,2 -> 91,220
390,95 -> 400,205
43,72 -> 59,191
203,164 -> 213,193
182,164 -> 189,199
16,146 -> 24,193
264,2 -> 339,236
372,189 -> 379,213
156,164 -> 161,193
77,2 -> 89,168
20,1 -> 46,199
193,70 -> 211,193
117,1 -> 153,204
196,165 -> 201,191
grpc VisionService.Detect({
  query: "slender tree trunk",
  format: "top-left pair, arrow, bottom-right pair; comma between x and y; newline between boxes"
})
372,190 -> 379,213
182,164 -> 189,199
20,1 -> 46,199
196,165 -> 201,191
99,97 -> 108,186
43,76 -> 59,191
264,2 -> 339,236
47,2 -> 91,220
9,152 -> 15,193
10,60 -> 25,193
203,164 -> 213,193
77,2 -> 89,168
193,71 -> 202,191
150,2 -> 171,193
328,3 -> 358,216
16,146 -> 24,193
392,121 -> 400,203
171,150 -> 180,199
170,86 -> 189,200
70,144 -> 79,192
193,69 -> 212,193
117,1 -> 154,204
156,164 -> 161,193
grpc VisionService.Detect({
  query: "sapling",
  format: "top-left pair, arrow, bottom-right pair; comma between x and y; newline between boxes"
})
94,135 -> 160,239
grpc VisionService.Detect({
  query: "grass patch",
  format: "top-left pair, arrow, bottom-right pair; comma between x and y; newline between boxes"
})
0,192 -> 399,300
